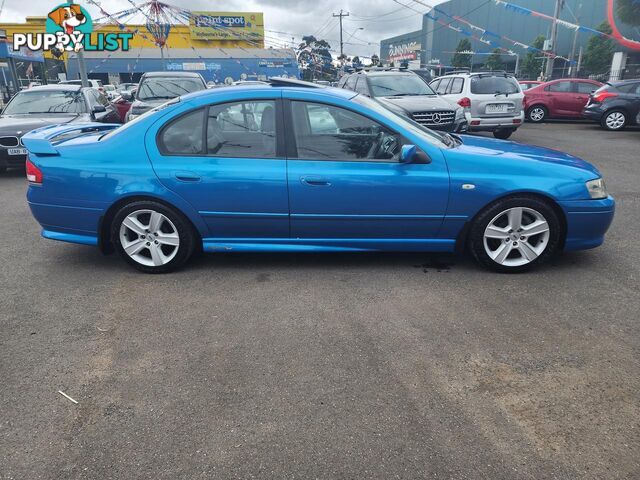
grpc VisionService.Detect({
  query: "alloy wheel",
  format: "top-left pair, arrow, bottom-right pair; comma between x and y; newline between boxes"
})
605,111 -> 625,130
529,107 -> 545,122
483,207 -> 550,267
119,209 -> 180,267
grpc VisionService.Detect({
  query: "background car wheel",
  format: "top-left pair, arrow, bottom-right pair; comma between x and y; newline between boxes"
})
468,196 -> 562,273
527,106 -> 547,123
601,110 -> 627,131
111,200 -> 196,273
493,129 -> 515,140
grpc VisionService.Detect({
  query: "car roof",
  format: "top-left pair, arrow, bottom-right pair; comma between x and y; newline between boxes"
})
142,71 -> 203,78
180,83 -> 356,102
363,71 -> 417,77
21,84 -> 83,92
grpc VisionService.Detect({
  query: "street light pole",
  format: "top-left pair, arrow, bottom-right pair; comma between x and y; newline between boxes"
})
544,0 -> 564,80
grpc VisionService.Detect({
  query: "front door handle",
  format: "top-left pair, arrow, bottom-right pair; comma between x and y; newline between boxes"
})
174,171 -> 201,182
300,176 -> 331,186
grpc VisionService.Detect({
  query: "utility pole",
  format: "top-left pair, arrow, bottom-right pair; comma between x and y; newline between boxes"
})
333,10 -> 349,60
77,49 -> 89,87
544,0 -> 564,80
569,3 -> 582,77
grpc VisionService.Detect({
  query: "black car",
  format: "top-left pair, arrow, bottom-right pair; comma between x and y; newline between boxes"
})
124,71 -> 207,122
338,70 -> 467,133
0,85 -> 120,172
582,79 -> 640,131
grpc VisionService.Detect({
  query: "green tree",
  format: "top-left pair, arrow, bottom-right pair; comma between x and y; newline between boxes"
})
297,35 -> 334,81
582,22 -> 615,74
521,35 -> 545,79
616,0 -> 640,25
352,56 -> 361,66
451,39 -> 472,69
370,54 -> 380,66
484,49 -> 504,71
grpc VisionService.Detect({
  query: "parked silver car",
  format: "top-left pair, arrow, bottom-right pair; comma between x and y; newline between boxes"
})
430,71 -> 524,139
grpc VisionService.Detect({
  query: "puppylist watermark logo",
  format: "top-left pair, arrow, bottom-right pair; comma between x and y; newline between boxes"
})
12,2 -> 133,54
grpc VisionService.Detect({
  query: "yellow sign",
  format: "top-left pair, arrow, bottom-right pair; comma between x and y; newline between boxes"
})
189,12 -> 264,43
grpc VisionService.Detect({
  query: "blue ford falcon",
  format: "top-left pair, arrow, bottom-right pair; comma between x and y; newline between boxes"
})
22,78 -> 614,273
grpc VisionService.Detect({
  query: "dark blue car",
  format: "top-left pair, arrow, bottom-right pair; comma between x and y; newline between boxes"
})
22,78 -> 614,273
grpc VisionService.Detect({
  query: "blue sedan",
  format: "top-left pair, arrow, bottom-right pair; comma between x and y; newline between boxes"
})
22,78 -> 614,273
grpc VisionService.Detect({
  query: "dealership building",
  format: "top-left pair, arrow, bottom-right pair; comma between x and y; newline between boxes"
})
0,12 -> 298,95
380,0 -> 639,79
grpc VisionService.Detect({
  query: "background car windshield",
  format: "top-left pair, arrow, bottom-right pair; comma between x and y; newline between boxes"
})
368,75 -> 436,97
3,91 -> 86,114
137,78 -> 203,101
471,76 -> 520,95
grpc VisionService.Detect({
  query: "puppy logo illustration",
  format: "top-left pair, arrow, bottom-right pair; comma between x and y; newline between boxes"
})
45,2 -> 93,52
48,4 -> 86,36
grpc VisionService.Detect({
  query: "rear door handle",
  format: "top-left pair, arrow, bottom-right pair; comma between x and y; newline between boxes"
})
300,176 -> 331,186
174,171 -> 201,182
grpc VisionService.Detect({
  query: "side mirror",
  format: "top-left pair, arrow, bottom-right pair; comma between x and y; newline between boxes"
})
92,105 -> 107,114
400,144 -> 417,163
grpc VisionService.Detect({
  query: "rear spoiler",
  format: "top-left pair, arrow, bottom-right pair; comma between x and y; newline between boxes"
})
21,123 -> 120,155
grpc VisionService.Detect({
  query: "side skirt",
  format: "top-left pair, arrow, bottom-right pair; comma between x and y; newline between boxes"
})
202,238 -> 456,253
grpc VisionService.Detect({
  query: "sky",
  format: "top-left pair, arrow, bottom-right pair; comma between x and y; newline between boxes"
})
0,0 -> 447,59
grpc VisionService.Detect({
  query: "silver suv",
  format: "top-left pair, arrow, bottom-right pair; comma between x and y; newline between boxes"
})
429,72 -> 524,139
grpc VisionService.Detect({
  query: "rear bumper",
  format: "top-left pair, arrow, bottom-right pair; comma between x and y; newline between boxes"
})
466,111 -> 524,132
559,196 -> 615,251
28,197 -> 103,246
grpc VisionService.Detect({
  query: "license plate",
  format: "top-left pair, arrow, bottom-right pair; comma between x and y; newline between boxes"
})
486,104 -> 508,114
8,148 -> 27,156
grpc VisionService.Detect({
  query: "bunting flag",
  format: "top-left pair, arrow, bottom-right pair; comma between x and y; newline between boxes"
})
494,0 -> 640,51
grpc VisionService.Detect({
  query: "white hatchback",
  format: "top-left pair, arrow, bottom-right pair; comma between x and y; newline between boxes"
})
430,72 -> 524,139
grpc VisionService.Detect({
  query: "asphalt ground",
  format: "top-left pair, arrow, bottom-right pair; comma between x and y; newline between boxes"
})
1,121 -> 639,479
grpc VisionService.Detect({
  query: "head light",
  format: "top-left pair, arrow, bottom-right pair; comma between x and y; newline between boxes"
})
586,178 -> 607,199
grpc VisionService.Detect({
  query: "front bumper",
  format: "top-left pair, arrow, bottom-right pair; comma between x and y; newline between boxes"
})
0,147 -> 28,168
559,196 -> 615,251
466,111 -> 524,132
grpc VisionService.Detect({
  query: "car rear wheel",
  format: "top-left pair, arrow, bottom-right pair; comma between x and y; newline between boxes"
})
112,200 -> 196,273
527,106 -> 547,123
601,110 -> 627,131
468,196 -> 562,273
493,129 -> 515,140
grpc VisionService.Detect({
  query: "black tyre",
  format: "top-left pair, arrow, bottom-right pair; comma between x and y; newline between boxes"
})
468,196 -> 562,273
111,200 -> 197,273
527,105 -> 547,123
493,129 -> 515,140
601,110 -> 627,131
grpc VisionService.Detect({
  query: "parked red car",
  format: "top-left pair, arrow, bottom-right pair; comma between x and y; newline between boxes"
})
524,78 -> 603,122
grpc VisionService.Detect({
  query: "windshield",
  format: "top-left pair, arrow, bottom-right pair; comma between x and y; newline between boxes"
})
470,76 -> 520,95
137,77 -> 204,101
3,90 -> 86,115
368,75 -> 436,97
352,94 -> 449,149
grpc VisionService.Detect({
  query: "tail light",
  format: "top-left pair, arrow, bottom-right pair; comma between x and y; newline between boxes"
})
26,158 -> 43,184
458,97 -> 471,108
592,91 -> 618,103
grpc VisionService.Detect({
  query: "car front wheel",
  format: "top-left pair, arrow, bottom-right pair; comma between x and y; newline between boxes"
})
527,106 -> 547,123
469,196 -> 562,273
112,200 -> 196,273
601,110 -> 627,131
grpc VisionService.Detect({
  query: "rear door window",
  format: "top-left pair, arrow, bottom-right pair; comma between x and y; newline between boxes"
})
470,76 -> 519,94
575,82 -> 597,94
345,75 -> 357,91
354,77 -> 369,95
